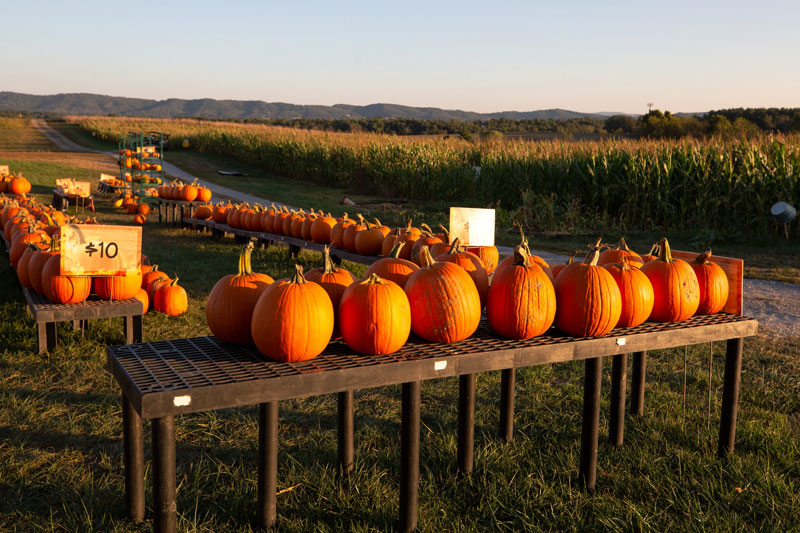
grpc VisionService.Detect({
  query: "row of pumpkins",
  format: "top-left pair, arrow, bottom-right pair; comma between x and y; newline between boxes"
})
1,198 -> 187,315
192,203 -> 501,268
206,232 -> 729,363
159,179 -> 213,203
0,173 -> 33,195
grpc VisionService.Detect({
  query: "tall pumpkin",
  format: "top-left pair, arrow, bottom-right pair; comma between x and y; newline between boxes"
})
487,246 -> 556,339
603,256 -> 655,328
554,245 -> 622,337
339,274 -> 411,355
690,251 -> 729,315
404,246 -> 481,344
251,265 -> 334,362
207,242 -> 274,344
640,238 -> 700,322
364,241 -> 420,289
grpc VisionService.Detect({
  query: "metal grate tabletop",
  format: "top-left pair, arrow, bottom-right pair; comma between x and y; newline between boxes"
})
108,313 -> 757,419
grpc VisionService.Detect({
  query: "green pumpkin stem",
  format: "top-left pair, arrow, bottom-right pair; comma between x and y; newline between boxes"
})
513,245 -> 531,267
291,264 -> 307,284
417,246 -> 436,269
657,237 -> 674,262
237,242 -> 255,276
388,240 -> 406,258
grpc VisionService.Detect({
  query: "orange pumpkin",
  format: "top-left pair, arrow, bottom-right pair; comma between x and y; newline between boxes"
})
603,256 -> 655,328
551,251 -> 579,281
434,238 -> 489,308
690,251 -> 729,315
42,255 -> 90,304
330,213 -> 354,248
364,241 -> 420,289
206,243 -> 274,344
134,288 -> 149,313
355,220 -> 388,256
487,246 -> 556,339
640,238 -> 699,322
251,265 -> 334,362
339,274 -> 411,355
598,237 -> 644,267
311,213 -> 338,244
467,246 -> 499,274
305,246 -> 357,336
94,269 -> 143,301
154,277 -> 188,316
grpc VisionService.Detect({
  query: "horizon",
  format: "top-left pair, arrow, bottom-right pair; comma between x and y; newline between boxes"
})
2,1 -> 799,114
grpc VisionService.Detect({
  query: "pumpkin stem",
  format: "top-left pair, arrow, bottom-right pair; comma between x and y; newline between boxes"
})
446,237 -> 462,255
657,237 -> 674,262
567,251 -> 578,265
694,250 -> 713,264
364,273 -> 385,284
584,239 -> 603,266
373,217 -> 382,227
290,264 -> 307,284
513,245 -> 531,267
237,242 -> 255,276
617,237 -> 633,252
388,240 -> 405,258
322,245 -> 337,273
417,246 -> 436,269
420,223 -> 434,234
620,255 -> 631,270
647,243 -> 660,257
169,276 -> 180,287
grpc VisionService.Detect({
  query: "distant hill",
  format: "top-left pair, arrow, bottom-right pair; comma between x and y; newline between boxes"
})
0,91 -> 635,121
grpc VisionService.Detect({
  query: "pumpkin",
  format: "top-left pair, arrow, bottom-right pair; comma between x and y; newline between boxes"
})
410,230 -> 443,266
154,277 -> 188,316
434,238 -> 489,308
330,213 -> 354,248
640,238 -> 700,322
10,227 -> 49,268
146,276 -> 172,303
250,265 -> 334,362
42,254 -> 90,304
339,274 -> 411,355
206,242 -> 274,344
690,251 -> 729,315
181,180 -> 199,202
311,213 -> 338,244
641,243 -> 660,263
28,243 -> 59,295
380,228 -> 399,257
133,214 -> 146,225
354,219 -> 387,256
305,246 -> 357,336
94,269 -> 144,301
137,203 -> 151,216
134,288 -> 149,313
342,214 -> 366,252
496,225 -> 553,280
261,204 -> 277,232
289,210 -> 306,237
197,186 -> 212,202
364,241 -> 420,289
598,237 -> 644,267
603,256 -> 655,328
551,251 -> 579,281
404,246 -> 481,344
487,246 -> 556,339
193,205 -> 213,220
301,211 -> 317,241
142,265 -> 168,289
467,245 -> 499,274
16,244 -> 41,289
9,174 -> 31,195
212,203 -> 231,224
554,244 -> 622,337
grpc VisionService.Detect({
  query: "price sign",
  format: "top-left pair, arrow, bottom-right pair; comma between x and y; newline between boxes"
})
100,173 -> 117,182
0,165 -> 9,176
449,207 -> 495,247
56,179 -> 91,197
60,225 -> 142,276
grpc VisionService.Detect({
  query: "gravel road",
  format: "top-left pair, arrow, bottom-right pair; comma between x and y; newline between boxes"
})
32,120 -> 798,337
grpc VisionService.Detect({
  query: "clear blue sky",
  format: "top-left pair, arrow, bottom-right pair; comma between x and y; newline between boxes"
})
3,0 -> 799,114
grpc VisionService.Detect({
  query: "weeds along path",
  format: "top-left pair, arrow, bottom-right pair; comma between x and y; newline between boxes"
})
32,119 -> 290,207
30,120 -> 797,337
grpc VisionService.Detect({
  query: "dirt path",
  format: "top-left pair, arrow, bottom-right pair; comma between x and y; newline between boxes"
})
31,121 -> 797,337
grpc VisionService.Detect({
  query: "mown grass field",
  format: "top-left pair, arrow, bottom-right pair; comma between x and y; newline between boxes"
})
1,119 -> 798,531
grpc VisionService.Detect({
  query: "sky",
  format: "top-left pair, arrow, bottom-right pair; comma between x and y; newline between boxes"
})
2,0 -> 800,115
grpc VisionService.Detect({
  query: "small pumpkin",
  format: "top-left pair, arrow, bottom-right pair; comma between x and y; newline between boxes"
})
364,241 -> 420,289
154,277 -> 188,316
311,212 -> 338,244
690,250 -> 729,315
640,238 -> 700,322
467,245 -> 499,274
339,274 -> 411,355
598,237 -> 644,267
354,219 -> 387,256
134,287 -> 149,313
551,251 -> 580,281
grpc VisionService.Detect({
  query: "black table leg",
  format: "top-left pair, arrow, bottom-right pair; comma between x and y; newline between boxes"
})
37,322 -> 57,354
498,368 -> 515,443
609,353 -> 628,446
457,373 -> 475,475
718,338 -> 744,457
132,314 -> 143,343
630,351 -> 647,416
399,381 -> 420,533
122,393 -> 145,522
158,201 -> 163,224
338,390 -> 354,475
289,244 -> 300,258
257,401 -> 279,528
579,357 -> 602,490
152,416 -> 176,533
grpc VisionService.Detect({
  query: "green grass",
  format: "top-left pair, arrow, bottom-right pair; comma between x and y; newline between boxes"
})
1,155 -> 799,530
0,118 -> 60,152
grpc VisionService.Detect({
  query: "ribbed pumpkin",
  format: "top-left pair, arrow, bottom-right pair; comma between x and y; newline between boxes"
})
354,220 -> 387,256
154,277 -> 188,316
364,241 -> 420,289
42,255 -> 90,304
311,213 -> 338,244
142,265 -> 169,289
551,251 -> 579,281
273,208 -> 291,235
598,237 -> 644,267
94,269 -> 143,301
380,228 -> 399,256
206,243 -> 274,344
29,240 -> 60,296
342,214 -> 366,252
554,245 -> 622,337
330,213 -> 354,248
404,246 -> 481,343
434,238 -> 489,308
487,246 -> 556,339
339,274 -> 411,355
10,227 -> 49,268
305,246 -> 357,335
467,246 -> 499,274
251,265 -> 334,362
194,205 -> 213,220
640,238 -> 700,322
16,244 -> 42,289
603,256 -> 655,328
9,174 -> 31,195
690,251 -> 729,315
496,226 -> 553,280
212,203 -> 231,224
146,276 -> 172,303
301,211 -> 317,241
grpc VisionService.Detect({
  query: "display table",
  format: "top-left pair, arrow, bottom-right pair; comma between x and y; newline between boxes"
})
107,313 -> 757,532
52,188 -> 93,213
158,199 -> 198,226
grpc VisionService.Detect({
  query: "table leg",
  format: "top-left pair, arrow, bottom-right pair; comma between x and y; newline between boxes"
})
122,393 -> 145,522
399,381 -> 420,533
338,390 -> 354,475
257,401 -> 279,528
158,201 -> 163,224
289,244 -> 300,258
124,315 -> 133,344
457,373 -> 475,475
630,351 -> 647,416
718,338 -> 744,457
498,368 -> 515,443
152,416 -> 176,533
579,357 -> 602,490
609,353 -> 628,446
38,322 -> 57,354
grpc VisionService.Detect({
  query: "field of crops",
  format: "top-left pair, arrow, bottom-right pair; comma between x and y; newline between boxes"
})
69,116 -> 800,238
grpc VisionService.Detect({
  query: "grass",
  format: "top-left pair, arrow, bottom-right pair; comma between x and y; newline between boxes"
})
0,118 -> 62,152
0,142 -> 799,530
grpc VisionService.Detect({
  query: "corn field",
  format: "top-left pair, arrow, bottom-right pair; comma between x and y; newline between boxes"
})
69,116 -> 800,237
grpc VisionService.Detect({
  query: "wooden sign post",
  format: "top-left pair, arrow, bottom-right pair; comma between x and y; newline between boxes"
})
60,225 -> 142,276
449,207 -> 495,247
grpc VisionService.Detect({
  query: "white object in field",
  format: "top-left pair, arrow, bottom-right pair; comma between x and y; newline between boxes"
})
342,196 -> 356,206
770,202 -> 796,224
449,207 -> 495,247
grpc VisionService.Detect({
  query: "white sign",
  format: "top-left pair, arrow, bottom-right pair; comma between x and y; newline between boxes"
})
449,207 -> 495,247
